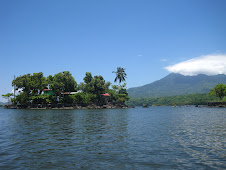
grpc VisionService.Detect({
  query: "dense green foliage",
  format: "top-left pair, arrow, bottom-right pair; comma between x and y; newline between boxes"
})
108,83 -> 129,104
128,73 -> 226,98
209,84 -> 226,100
79,73 -> 110,103
126,93 -> 219,106
7,69 -> 129,106
47,71 -> 77,94
12,72 -> 47,95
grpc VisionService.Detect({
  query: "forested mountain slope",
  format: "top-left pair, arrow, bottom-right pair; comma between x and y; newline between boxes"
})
128,73 -> 226,98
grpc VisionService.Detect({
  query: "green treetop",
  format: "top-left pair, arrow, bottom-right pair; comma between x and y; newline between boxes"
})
49,71 -> 77,94
83,73 -> 105,94
30,72 -> 47,95
12,72 -> 47,95
209,84 -> 226,101
83,72 -> 93,84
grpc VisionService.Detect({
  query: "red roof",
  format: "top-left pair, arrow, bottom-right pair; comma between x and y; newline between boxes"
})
43,89 -> 51,91
101,93 -> 110,97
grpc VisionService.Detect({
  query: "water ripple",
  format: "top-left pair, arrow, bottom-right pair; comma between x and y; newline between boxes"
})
0,107 -> 225,169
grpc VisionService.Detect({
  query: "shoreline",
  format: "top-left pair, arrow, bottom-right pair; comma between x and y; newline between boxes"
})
4,103 -> 133,110
3,102 -> 226,109
207,102 -> 226,107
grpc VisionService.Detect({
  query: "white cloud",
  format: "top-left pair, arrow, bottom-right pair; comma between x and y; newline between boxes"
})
165,54 -> 226,76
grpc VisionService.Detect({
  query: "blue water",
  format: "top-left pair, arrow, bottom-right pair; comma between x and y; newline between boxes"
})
0,106 -> 225,169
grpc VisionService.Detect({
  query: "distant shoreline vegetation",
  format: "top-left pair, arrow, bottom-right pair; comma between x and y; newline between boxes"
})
126,93 -> 219,106
126,84 -> 226,107
2,68 -> 130,109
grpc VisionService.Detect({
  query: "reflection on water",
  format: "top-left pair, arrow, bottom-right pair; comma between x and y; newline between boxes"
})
0,107 -> 225,169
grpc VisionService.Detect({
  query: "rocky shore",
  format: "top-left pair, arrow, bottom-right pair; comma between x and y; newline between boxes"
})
79,103 -> 131,109
207,102 -> 226,107
48,103 -> 131,109
5,103 -> 133,109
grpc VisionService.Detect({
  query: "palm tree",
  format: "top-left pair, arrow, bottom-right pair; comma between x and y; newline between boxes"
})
112,67 -> 127,87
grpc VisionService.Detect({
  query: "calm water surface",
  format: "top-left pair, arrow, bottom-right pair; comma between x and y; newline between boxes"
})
0,106 -> 225,169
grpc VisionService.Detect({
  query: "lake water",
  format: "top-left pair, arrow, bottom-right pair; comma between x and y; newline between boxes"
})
0,106 -> 225,169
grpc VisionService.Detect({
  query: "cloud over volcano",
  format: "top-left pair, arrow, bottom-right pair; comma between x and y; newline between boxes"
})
165,54 -> 226,76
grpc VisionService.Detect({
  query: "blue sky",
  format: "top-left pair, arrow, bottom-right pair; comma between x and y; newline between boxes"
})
0,0 -> 226,102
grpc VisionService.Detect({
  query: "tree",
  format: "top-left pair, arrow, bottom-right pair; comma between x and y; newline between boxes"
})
14,92 -> 30,105
2,93 -> 13,105
12,72 -> 48,105
50,71 -> 77,94
104,81 -> 111,90
91,75 -> 106,95
209,84 -> 226,100
30,72 -> 47,95
12,74 -> 32,105
112,67 -> 127,88
84,75 -> 106,102
82,73 -> 112,103
73,92 -> 95,105
12,74 -> 32,93
112,68 -> 129,104
12,72 -> 47,95
83,72 -> 93,84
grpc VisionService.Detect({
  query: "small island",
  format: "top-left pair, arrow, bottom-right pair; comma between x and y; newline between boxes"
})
2,69 -> 226,109
3,68 -> 131,109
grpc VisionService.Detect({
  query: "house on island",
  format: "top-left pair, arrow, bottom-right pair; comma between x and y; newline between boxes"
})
42,89 -> 82,96
101,93 -> 110,103
42,89 -> 55,95
62,92 -> 80,95
101,93 -> 110,97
